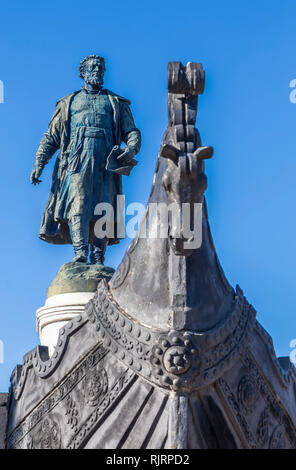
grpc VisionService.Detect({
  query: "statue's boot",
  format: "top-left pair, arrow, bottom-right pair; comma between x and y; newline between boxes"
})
89,238 -> 107,265
69,216 -> 89,263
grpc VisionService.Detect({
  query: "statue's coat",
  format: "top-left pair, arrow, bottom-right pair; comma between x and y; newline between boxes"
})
36,90 -> 139,245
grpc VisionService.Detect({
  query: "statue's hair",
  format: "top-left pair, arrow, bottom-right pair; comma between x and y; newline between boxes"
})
79,55 -> 106,79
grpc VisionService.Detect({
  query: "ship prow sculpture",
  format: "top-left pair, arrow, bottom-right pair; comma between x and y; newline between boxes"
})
3,62 -> 296,449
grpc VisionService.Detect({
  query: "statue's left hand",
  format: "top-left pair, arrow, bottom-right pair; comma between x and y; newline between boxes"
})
117,147 -> 136,164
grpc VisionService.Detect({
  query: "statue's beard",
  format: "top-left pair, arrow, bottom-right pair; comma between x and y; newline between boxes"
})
85,74 -> 104,87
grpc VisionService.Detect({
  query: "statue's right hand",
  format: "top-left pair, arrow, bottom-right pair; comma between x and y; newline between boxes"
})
30,168 -> 42,185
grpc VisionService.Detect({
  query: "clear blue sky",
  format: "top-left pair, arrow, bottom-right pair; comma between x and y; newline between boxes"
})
0,0 -> 296,392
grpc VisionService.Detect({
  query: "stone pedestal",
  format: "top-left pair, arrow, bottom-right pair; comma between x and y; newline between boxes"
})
36,261 -> 115,356
36,292 -> 95,356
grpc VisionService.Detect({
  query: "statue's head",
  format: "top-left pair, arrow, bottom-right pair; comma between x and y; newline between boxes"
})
79,55 -> 106,88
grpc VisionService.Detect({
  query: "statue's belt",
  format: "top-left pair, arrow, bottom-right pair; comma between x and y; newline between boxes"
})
84,127 -> 106,138
70,126 -> 108,140
66,127 -> 111,174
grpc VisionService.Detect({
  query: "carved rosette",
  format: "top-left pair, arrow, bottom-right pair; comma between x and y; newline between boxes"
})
237,375 -> 259,414
84,365 -> 108,407
150,331 -> 201,390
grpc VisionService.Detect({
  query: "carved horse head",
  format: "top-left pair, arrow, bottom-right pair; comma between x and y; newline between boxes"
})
160,143 -> 213,256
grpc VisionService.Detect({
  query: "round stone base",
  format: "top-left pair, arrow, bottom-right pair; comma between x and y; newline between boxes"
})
46,261 -> 115,298
36,262 -> 115,356
36,291 -> 95,356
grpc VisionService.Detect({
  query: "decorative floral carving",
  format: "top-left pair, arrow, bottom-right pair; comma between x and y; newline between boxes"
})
150,331 -> 201,390
87,280 -> 256,392
256,407 -> 270,446
67,369 -> 136,449
84,365 -> 108,407
242,351 -> 296,448
163,346 -> 191,375
237,375 -> 259,414
269,424 -> 286,449
7,344 -> 108,449
40,417 -> 61,449
65,395 -> 79,431
218,377 -> 257,449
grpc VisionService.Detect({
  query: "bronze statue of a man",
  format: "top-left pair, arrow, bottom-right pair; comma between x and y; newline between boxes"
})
31,55 -> 141,264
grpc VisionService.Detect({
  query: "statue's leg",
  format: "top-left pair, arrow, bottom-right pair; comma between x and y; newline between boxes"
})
89,224 -> 107,265
69,215 -> 89,263
89,239 -> 107,265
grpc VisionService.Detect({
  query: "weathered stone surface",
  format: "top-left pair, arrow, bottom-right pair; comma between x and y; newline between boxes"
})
0,393 -> 8,449
47,262 -> 115,298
